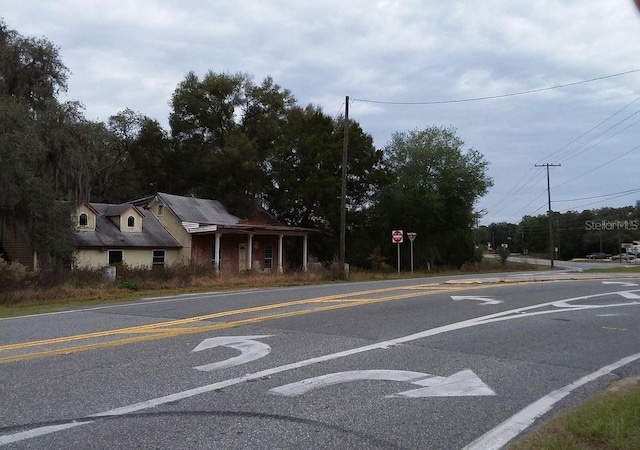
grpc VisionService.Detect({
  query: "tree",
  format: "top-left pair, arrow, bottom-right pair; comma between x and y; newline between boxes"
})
129,116 -> 172,195
167,71 -> 296,216
0,21 -> 68,110
263,105 -> 385,262
372,126 -> 493,268
0,21 -> 92,265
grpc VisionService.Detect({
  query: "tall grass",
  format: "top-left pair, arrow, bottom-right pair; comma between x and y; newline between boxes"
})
508,386 -> 640,449
0,258 -> 540,309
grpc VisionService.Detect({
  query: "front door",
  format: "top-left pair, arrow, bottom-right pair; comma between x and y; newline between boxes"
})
238,243 -> 248,271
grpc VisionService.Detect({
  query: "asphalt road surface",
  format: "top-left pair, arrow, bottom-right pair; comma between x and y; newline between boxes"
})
2,273 -> 640,449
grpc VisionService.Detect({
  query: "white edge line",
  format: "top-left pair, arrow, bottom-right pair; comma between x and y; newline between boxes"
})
2,288 -> 640,444
463,352 -> 640,450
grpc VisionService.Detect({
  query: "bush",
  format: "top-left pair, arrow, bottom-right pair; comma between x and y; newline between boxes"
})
117,280 -> 140,291
0,260 -> 34,291
498,246 -> 511,264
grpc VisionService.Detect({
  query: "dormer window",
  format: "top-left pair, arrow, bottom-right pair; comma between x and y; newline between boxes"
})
157,204 -> 164,216
127,216 -> 135,228
79,213 -> 88,227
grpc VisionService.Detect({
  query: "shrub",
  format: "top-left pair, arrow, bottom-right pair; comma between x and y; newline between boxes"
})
0,260 -> 33,291
116,280 -> 140,291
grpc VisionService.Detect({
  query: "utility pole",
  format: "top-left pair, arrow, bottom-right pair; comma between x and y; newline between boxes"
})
339,96 -> 349,278
535,163 -> 561,268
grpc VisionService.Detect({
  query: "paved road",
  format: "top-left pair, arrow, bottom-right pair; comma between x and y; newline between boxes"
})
2,274 -> 640,449
503,253 -> 639,271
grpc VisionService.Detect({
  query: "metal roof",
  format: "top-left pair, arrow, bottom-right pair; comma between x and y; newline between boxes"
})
74,203 -> 182,249
157,192 -> 240,225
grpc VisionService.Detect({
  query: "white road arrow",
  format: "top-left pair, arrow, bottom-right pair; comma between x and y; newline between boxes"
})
191,335 -> 273,372
269,369 -> 495,398
451,295 -> 503,305
391,369 -> 495,398
616,292 -> 640,300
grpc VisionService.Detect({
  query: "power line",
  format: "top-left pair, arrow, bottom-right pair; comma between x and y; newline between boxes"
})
559,190 -> 640,213
352,68 -> 640,105
554,143 -> 640,190
555,188 -> 640,203
489,97 -> 640,221
536,95 -> 640,165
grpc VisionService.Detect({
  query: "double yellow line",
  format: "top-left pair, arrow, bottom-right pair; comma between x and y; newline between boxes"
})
0,283 -> 474,364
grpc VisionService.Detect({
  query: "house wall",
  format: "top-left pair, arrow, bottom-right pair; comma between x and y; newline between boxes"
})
190,233 -> 287,273
121,207 -> 143,233
74,248 -> 182,269
252,235 -> 283,272
148,198 -> 192,264
75,205 -> 97,231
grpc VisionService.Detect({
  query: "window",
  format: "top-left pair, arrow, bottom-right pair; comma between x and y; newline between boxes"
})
108,250 -> 123,265
152,250 -> 165,268
264,244 -> 273,269
157,204 -> 164,216
127,216 -> 135,228
79,213 -> 88,227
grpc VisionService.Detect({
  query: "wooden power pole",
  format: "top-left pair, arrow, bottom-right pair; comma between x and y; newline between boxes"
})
339,96 -> 349,278
535,163 -> 561,268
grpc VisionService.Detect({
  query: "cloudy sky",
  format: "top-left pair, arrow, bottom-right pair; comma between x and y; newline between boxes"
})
3,1 -> 640,225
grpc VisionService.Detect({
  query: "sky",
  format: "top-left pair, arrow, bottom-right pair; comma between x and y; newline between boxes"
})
3,1 -> 640,226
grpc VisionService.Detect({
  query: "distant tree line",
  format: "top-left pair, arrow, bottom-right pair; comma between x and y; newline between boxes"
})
0,20 -> 493,270
482,203 -> 640,260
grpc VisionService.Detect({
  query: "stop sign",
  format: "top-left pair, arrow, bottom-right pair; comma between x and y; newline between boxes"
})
392,229 -> 404,244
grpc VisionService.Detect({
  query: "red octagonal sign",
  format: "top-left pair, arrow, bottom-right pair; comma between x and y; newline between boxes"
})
392,229 -> 404,244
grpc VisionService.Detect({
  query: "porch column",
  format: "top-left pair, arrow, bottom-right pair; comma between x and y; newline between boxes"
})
247,233 -> 253,270
278,234 -> 284,273
214,233 -> 221,274
303,234 -> 308,272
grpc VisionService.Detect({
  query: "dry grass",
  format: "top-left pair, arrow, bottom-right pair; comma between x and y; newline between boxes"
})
0,265 -> 329,313
0,258 -> 541,317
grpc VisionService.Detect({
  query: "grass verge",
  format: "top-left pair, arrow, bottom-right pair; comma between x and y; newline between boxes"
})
508,381 -> 640,449
0,259 -> 538,318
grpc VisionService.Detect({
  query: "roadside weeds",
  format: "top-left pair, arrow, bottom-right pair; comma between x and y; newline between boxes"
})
508,378 -> 640,449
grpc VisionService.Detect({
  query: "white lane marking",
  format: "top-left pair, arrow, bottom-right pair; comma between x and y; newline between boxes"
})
393,369 -> 496,398
269,369 -> 495,398
602,281 -> 639,287
0,423 -> 84,446
463,352 -> 640,450
451,295 -> 503,305
191,335 -> 273,371
2,289 -> 640,445
0,290 -> 258,321
617,292 -> 640,299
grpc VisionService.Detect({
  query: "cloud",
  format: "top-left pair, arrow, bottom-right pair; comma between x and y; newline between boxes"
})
3,0 -> 640,224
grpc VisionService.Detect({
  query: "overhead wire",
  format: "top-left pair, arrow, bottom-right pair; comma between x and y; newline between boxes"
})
497,100 -> 640,220
555,188 -> 640,203
351,68 -> 640,105
350,68 -> 640,223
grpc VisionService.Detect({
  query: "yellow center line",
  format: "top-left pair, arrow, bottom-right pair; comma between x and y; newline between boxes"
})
0,283 -> 500,364
0,285 -> 439,352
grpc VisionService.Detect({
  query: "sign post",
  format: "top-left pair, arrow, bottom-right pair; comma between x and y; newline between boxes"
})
407,232 -> 417,273
392,230 -> 403,273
